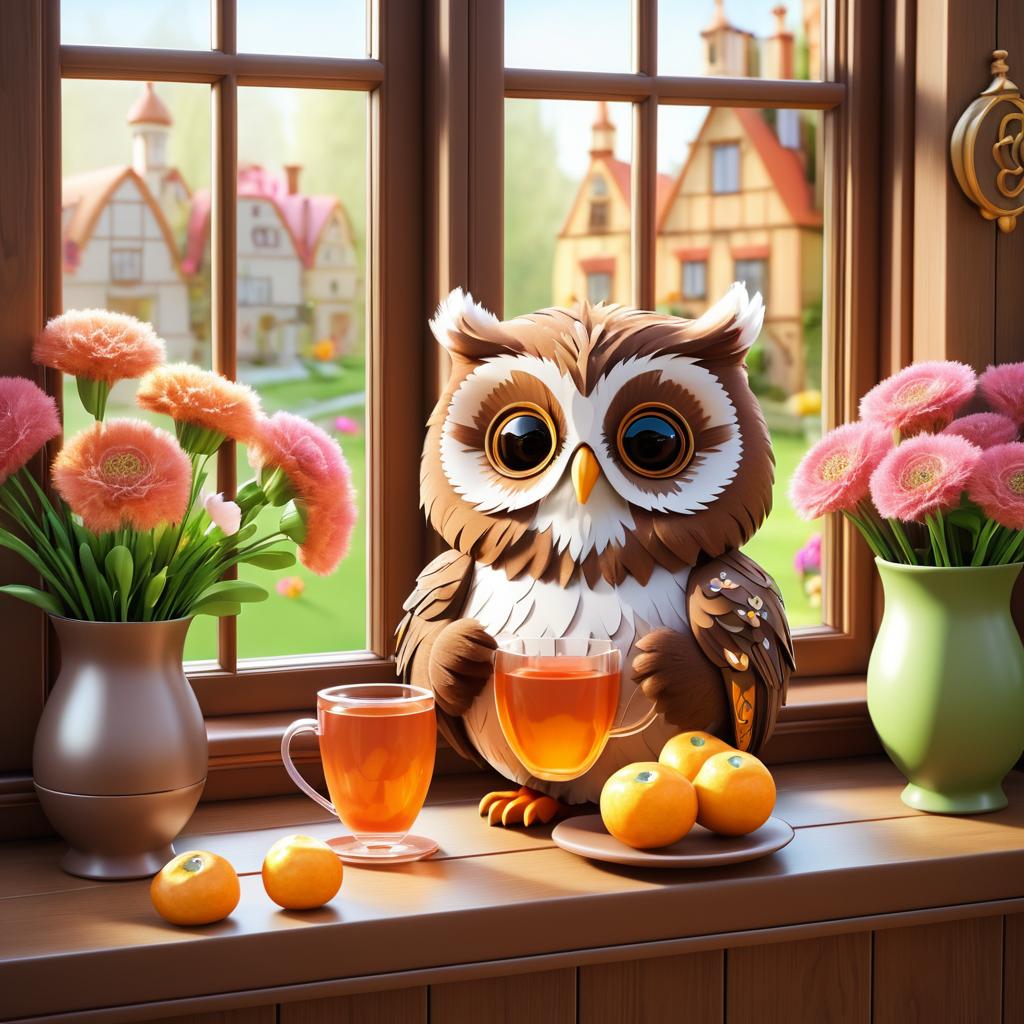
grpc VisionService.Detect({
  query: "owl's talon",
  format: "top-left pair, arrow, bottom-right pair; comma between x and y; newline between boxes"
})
479,787 -> 565,828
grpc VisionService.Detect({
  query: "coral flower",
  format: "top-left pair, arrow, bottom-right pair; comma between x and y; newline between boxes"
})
790,421 -> 891,520
0,377 -> 61,484
859,361 -> 976,436
979,362 -> 1024,425
137,364 -> 262,452
249,412 -> 356,575
942,412 -> 1018,449
35,309 -> 164,385
869,433 -> 980,522
53,419 -> 191,534
967,442 -> 1024,530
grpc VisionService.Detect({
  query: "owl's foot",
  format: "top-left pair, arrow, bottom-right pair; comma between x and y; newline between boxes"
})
478,787 -> 564,827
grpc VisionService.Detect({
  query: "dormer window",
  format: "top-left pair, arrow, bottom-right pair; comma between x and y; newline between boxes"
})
712,142 -> 740,193
588,176 -> 610,231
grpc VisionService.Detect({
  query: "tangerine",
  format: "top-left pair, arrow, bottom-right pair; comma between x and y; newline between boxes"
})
659,730 -> 733,780
693,750 -> 776,836
599,761 -> 698,849
150,850 -> 240,926
262,834 -> 344,910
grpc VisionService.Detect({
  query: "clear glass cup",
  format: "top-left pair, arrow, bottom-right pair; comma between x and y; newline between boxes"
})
281,683 -> 438,864
494,637 -> 657,781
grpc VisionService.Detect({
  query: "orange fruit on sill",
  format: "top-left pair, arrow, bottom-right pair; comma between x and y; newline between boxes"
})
693,750 -> 776,836
599,761 -> 698,850
659,730 -> 733,781
150,850 -> 240,926
262,834 -> 343,910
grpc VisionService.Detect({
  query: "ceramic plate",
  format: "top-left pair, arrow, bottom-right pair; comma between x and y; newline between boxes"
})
551,814 -> 794,868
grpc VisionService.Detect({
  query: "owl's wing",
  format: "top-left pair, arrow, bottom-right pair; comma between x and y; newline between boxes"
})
395,549 -> 488,765
687,550 -> 795,753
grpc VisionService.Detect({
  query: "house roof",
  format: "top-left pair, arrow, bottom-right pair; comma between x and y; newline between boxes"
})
558,155 -> 674,238
61,165 -> 182,275
182,164 -> 353,274
656,106 -> 822,233
127,82 -> 172,126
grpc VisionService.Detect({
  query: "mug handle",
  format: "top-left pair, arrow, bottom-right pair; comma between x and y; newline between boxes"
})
608,703 -> 659,739
280,717 -> 336,815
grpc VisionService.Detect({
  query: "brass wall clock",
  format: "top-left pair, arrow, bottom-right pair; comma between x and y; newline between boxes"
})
951,49 -> 1024,233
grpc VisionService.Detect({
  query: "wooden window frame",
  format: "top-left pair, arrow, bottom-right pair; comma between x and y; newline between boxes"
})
430,0 -> 883,691
40,0 -> 425,717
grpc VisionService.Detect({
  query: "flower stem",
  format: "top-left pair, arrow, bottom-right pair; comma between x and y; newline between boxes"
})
886,518 -> 919,565
971,519 -> 1000,566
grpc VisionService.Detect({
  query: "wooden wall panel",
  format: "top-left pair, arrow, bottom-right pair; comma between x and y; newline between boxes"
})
873,918 -> 1003,1023
578,951 -> 723,1024
430,968 -> 575,1024
1005,914 -> 1024,1023
726,934 -> 870,1024
280,989 -> 427,1024
151,1009 -> 275,1024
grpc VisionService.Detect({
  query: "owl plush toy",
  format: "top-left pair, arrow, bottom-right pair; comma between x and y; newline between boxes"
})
397,284 -> 794,821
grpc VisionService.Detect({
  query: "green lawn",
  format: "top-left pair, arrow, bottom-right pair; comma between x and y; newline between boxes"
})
59,376 -> 819,658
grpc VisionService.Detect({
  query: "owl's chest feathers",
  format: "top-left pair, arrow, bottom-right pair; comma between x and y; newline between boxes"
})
463,560 -> 690,653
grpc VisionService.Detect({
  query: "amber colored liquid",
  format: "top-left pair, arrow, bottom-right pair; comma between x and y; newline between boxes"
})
319,701 -> 436,837
494,658 -> 620,779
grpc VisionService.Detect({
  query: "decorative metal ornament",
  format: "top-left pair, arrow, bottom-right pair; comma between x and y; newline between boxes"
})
951,50 -> 1024,233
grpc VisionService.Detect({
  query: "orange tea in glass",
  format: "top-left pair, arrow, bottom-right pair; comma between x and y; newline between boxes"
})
494,637 -> 657,781
281,684 -> 437,864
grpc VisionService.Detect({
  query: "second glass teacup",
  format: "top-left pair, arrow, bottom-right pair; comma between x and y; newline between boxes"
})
281,683 -> 438,864
494,637 -> 657,781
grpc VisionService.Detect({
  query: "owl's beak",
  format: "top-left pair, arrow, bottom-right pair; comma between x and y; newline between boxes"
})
571,445 -> 602,505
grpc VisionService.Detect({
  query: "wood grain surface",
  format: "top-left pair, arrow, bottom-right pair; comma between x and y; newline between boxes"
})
279,990 -> 427,1024
430,969 -> 575,1024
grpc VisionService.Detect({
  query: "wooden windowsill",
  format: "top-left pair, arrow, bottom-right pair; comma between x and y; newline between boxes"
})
3,756 -> 1024,1023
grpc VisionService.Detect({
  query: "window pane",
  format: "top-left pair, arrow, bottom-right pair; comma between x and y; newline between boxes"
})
656,104 -> 825,626
61,79 -> 217,658
61,0 -> 210,49
235,87 -> 368,659
505,0 -> 631,73
658,0 -> 823,80
505,99 -> 632,317
237,0 -> 367,58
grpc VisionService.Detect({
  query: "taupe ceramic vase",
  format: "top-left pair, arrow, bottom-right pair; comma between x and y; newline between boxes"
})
33,617 -> 207,880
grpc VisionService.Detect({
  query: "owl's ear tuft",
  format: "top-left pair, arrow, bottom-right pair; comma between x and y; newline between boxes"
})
677,283 -> 765,367
429,287 -> 524,361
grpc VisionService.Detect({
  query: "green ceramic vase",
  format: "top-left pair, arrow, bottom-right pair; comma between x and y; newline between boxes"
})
868,559 -> 1024,814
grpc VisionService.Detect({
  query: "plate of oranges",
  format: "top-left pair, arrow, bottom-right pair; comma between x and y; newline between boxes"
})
551,732 -> 793,868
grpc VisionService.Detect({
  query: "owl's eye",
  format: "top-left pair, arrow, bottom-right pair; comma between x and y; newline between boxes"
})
486,404 -> 558,477
617,403 -> 694,478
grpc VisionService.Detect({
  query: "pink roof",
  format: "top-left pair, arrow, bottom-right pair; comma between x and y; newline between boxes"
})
182,164 -> 348,274
127,82 -> 172,126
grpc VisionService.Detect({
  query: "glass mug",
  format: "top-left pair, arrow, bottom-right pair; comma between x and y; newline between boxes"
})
493,637 -> 657,781
281,684 -> 438,864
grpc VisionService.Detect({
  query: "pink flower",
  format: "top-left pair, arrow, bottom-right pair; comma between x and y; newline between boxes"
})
334,416 -> 361,436
869,433 -> 980,522
53,419 -> 191,533
859,361 -> 976,436
35,309 -> 164,384
249,412 -> 357,575
276,576 -> 305,599
942,412 -> 1018,449
979,363 -> 1024,425
202,491 -> 241,535
0,377 -> 61,484
967,442 -> 1024,530
789,422 -> 891,519
793,533 -> 822,575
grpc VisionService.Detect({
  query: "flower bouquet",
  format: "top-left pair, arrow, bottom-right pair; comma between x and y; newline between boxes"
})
4,308 -> 357,880
1,308 -> 356,621
790,360 -> 1024,814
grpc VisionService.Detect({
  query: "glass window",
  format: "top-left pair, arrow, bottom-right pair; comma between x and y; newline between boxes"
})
681,260 -> 707,300
712,142 -> 741,193
734,257 -> 767,299
237,0 -> 368,59
586,271 -> 612,303
505,0 -> 631,73
61,0 -> 210,49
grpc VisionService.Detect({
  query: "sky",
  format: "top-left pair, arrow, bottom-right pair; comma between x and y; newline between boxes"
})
60,0 -> 814,175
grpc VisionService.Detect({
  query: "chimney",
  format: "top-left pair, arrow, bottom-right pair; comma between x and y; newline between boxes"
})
701,0 -> 755,77
763,5 -> 794,80
590,101 -> 615,157
284,164 -> 302,196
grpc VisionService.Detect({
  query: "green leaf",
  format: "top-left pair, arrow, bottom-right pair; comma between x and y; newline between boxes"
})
0,528 -> 79,612
144,568 -> 168,609
104,546 -> 133,620
0,584 -> 64,616
241,548 -> 296,570
192,600 -> 242,617
194,580 -> 268,607
79,542 -> 115,620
